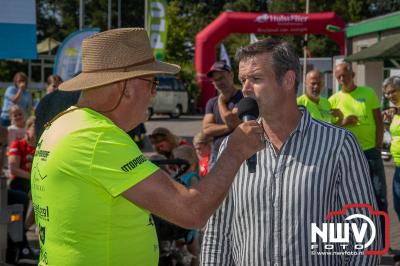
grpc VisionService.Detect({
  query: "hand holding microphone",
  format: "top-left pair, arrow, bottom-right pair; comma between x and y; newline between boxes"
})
236,97 -> 261,173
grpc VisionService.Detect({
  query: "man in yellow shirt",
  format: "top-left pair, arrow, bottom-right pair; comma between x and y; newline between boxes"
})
329,62 -> 387,239
30,28 -> 264,266
297,70 -> 342,124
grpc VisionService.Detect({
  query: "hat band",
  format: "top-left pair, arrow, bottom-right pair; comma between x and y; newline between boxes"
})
83,57 -> 155,73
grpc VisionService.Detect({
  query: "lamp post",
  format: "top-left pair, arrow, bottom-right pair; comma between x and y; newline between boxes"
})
108,0 -> 112,29
302,0 -> 310,93
79,0 -> 85,30
118,0 -> 121,28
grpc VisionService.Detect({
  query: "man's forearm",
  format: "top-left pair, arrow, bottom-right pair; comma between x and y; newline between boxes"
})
203,123 -> 230,137
187,144 -> 245,226
11,89 -> 23,104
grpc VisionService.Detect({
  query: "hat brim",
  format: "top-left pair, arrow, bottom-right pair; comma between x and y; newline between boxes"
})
59,61 -> 180,91
206,69 -> 227,78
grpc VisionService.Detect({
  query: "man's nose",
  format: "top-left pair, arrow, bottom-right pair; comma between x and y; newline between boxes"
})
241,80 -> 252,93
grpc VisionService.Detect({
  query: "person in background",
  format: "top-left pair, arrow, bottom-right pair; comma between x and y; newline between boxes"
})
7,105 -> 26,145
1,72 -> 32,126
8,116 -> 36,194
382,76 -> 400,221
149,127 -> 188,159
382,76 -> 400,265
192,132 -> 212,177
34,74 -> 80,142
297,69 -> 343,124
329,62 -> 388,243
4,115 -> 38,264
202,60 -> 243,166
46,75 -> 63,94
172,145 -> 201,266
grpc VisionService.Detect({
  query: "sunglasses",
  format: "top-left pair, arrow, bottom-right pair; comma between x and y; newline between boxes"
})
137,77 -> 159,88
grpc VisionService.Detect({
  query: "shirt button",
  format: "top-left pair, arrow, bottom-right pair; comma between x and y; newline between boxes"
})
273,202 -> 278,208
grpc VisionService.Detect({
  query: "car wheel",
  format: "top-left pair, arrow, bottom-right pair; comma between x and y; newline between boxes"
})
169,105 -> 182,118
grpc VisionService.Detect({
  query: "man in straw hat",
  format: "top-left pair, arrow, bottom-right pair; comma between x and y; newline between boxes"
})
30,28 -> 264,265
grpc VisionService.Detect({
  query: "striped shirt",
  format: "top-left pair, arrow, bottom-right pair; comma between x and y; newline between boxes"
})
201,108 -> 381,266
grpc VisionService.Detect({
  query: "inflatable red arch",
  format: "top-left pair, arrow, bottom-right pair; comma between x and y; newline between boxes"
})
195,12 -> 345,109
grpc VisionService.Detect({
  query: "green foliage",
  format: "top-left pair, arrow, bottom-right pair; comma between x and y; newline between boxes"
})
1,0 -> 399,93
0,61 -> 28,82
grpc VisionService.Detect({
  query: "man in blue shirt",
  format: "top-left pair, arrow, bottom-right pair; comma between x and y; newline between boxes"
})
202,61 -> 243,165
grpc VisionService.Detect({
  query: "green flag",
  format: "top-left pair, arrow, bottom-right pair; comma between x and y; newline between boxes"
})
146,0 -> 168,60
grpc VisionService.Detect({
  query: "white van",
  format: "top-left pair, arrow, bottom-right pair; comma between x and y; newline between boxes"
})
148,76 -> 188,118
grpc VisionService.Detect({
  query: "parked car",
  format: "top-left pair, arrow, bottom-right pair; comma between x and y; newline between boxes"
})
148,76 -> 188,118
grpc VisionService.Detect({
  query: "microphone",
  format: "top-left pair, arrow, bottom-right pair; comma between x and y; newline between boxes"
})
237,97 -> 260,173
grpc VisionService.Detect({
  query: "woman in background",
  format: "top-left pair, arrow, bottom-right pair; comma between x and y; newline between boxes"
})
1,72 -> 32,126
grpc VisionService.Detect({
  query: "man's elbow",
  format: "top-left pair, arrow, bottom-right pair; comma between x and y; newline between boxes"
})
202,125 -> 213,136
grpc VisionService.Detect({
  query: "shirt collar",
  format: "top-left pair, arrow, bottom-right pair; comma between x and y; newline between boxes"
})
294,106 -> 312,138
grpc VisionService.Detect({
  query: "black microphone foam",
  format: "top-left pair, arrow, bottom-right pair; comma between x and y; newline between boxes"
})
237,97 -> 259,120
236,97 -> 260,173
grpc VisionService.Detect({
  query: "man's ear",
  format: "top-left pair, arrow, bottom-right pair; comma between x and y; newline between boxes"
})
120,80 -> 131,97
283,70 -> 296,91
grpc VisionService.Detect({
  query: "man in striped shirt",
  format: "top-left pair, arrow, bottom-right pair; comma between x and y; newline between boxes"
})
201,39 -> 382,265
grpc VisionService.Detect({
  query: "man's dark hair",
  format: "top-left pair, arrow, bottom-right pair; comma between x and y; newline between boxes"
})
47,74 -> 63,85
235,38 -> 300,90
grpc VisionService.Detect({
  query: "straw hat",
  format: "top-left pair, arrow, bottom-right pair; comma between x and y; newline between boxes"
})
59,28 -> 180,91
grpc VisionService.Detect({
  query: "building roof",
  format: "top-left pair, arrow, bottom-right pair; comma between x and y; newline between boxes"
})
37,37 -> 60,54
345,33 -> 400,61
346,11 -> 400,38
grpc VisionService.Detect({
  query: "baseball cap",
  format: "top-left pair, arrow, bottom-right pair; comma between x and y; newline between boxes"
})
207,60 -> 232,78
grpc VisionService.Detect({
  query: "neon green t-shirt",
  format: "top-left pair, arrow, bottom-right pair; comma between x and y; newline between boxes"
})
297,94 -> 333,123
31,107 -> 160,266
329,86 -> 380,151
390,114 -> 400,166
